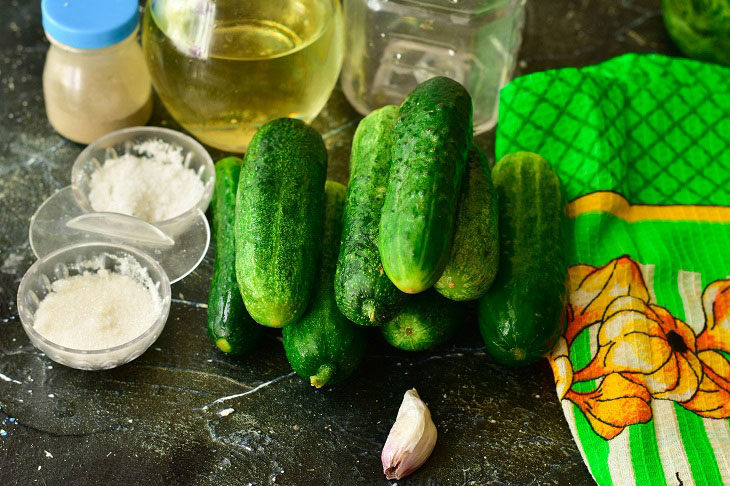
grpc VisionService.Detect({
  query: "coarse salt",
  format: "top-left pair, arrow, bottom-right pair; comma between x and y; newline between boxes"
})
87,139 -> 204,222
33,255 -> 161,351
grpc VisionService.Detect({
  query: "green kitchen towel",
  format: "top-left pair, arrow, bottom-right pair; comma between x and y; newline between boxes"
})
497,53 -> 730,486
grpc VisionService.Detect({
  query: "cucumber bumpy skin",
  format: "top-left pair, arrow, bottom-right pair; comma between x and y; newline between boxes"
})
435,145 -> 499,301
378,76 -> 473,294
335,105 -> 405,326
283,181 -> 368,388
207,157 -> 264,355
478,152 -> 569,366
235,118 -> 327,328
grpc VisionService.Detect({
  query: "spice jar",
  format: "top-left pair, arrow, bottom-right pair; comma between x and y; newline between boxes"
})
41,0 -> 153,144
341,0 -> 526,133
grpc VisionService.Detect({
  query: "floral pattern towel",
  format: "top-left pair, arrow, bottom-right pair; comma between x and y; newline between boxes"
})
496,54 -> 730,486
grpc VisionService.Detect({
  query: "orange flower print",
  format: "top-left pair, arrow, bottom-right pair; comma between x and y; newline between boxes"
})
550,256 -> 730,441
574,296 -> 703,402
565,373 -> 653,440
696,280 -> 730,354
548,336 -> 572,400
681,350 -> 730,418
682,280 -> 730,418
566,257 -> 650,346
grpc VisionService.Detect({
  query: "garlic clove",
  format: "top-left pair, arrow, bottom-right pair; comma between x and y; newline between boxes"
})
381,388 -> 437,480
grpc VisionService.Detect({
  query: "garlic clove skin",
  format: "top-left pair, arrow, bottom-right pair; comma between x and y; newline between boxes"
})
381,388 -> 438,480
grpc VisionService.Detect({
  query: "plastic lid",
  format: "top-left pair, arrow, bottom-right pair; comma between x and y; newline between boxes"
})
41,0 -> 140,49
29,186 -> 211,284
372,0 -> 523,15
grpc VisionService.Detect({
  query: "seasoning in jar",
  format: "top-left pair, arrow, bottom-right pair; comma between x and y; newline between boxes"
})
41,0 -> 153,144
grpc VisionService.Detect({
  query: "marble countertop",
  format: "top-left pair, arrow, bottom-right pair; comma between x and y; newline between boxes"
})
0,1 -> 677,484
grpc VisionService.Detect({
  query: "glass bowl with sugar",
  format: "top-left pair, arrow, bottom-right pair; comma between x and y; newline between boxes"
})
17,242 -> 171,370
71,126 -> 215,236
29,126 -> 215,283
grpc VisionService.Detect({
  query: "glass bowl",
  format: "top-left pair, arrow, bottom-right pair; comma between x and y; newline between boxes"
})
17,242 -> 172,370
26,126 -> 213,283
70,125 -> 215,237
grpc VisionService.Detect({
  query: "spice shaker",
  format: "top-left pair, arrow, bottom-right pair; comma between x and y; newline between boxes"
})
41,0 -> 153,144
341,0 -> 526,133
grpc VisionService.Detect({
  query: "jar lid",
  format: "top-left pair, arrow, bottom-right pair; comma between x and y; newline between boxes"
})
41,0 -> 140,50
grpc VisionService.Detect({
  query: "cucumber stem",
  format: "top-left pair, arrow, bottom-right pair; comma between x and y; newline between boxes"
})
310,364 -> 334,388
215,338 -> 232,354
362,300 -> 376,323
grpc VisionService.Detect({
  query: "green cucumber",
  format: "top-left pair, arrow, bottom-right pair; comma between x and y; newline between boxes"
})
235,118 -> 327,328
381,290 -> 465,351
378,76 -> 473,294
207,157 -> 264,355
434,146 -> 499,301
335,105 -> 405,326
478,152 -> 568,366
283,181 -> 367,387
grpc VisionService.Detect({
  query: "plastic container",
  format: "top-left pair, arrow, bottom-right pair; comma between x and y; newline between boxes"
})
17,242 -> 171,370
341,0 -> 526,133
42,0 -> 152,144
29,126 -> 214,283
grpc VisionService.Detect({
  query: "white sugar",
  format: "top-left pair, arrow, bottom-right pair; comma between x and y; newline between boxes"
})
88,139 -> 204,222
33,255 -> 161,351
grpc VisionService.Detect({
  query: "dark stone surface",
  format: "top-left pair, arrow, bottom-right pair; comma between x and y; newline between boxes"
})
0,1 -> 677,484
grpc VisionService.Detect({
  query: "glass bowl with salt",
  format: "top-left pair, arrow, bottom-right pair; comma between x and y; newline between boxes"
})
29,126 -> 215,283
17,242 -> 171,370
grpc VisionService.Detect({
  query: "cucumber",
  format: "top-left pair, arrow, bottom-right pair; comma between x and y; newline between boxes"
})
478,152 -> 568,366
283,181 -> 367,387
208,158 -> 264,354
208,157 -> 264,354
235,118 -> 327,328
378,76 -> 473,294
434,146 -> 499,301
381,290 -> 465,351
335,106 -> 405,326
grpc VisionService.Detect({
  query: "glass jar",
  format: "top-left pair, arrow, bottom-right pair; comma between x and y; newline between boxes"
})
342,0 -> 526,134
41,0 -> 153,145
142,0 -> 344,153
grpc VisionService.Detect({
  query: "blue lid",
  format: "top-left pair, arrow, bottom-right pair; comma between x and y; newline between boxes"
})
42,0 -> 140,50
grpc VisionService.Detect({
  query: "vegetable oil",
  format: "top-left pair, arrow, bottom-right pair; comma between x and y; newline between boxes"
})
142,0 -> 343,152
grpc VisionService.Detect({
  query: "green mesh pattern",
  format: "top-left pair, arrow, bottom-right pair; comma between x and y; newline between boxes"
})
496,54 -> 730,204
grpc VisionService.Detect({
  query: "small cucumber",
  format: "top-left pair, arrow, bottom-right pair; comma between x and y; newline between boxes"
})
381,290 -> 465,351
335,105 -> 405,326
378,76 -> 473,294
478,152 -> 568,366
283,181 -> 367,388
207,157 -> 264,355
435,146 -> 499,301
235,118 -> 327,328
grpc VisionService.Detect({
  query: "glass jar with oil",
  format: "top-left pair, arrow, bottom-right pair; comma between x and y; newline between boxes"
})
142,0 -> 343,152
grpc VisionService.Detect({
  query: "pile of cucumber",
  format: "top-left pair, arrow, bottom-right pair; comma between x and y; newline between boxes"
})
207,77 -> 569,388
